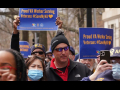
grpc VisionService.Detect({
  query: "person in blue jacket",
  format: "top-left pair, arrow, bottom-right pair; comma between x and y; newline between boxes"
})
82,47 -> 120,81
94,47 -> 120,81
81,60 -> 112,81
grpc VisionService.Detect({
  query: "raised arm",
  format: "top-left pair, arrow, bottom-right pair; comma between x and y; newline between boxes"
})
11,16 -> 20,52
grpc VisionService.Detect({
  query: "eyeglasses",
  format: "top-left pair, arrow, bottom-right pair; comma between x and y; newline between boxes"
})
55,46 -> 69,52
31,51 -> 44,55
111,60 -> 120,64
0,66 -> 17,71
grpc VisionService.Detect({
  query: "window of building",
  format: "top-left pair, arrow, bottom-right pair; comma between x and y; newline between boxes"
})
111,24 -> 116,47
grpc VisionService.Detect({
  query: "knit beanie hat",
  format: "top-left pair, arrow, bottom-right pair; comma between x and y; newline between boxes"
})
51,30 -> 70,52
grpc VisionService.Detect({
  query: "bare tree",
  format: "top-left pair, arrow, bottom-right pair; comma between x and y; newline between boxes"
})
0,8 -> 14,49
0,8 -> 105,52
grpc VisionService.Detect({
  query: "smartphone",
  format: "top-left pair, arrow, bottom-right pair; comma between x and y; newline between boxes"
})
100,50 -> 110,63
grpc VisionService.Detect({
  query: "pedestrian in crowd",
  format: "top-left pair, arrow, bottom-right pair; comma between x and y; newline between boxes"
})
80,59 -> 96,73
46,51 -> 53,61
74,53 -> 79,61
94,47 -> 120,81
81,60 -> 112,81
45,57 -> 51,67
11,16 -> 46,63
30,43 -> 46,63
11,16 -> 63,62
45,51 -> 53,66
25,55 -> 47,81
69,46 -> 75,61
46,30 -> 92,81
0,49 -> 27,81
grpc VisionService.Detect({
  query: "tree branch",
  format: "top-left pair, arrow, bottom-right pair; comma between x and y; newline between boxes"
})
48,31 -> 53,39
0,28 -> 12,35
0,12 -> 18,15
62,24 -> 79,35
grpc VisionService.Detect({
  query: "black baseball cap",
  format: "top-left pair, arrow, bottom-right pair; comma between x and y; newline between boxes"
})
31,43 -> 46,54
46,51 -> 52,54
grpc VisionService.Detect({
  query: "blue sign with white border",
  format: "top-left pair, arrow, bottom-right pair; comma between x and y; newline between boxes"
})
19,41 -> 31,58
17,8 -> 58,31
79,28 -> 113,59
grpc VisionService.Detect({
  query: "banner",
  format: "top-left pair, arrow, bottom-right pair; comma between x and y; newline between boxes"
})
49,45 -> 52,52
79,28 -> 113,59
17,8 -> 58,31
19,41 -> 31,58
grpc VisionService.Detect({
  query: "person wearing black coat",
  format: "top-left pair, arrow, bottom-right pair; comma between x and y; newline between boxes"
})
46,30 -> 92,81
46,59 -> 92,81
11,16 -> 92,81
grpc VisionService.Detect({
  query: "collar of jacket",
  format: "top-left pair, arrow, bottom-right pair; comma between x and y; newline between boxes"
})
49,59 -> 77,75
68,59 -> 77,75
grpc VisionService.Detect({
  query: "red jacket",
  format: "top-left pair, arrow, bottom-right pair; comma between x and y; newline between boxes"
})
50,58 -> 70,81
46,59 -> 92,81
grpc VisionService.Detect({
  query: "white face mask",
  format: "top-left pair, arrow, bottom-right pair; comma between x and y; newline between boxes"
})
112,63 -> 120,80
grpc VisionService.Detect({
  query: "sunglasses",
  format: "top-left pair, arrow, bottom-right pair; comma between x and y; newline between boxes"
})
31,51 -> 44,55
55,46 -> 69,52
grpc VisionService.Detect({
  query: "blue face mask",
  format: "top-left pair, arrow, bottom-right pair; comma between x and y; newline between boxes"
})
112,63 -> 120,80
28,69 -> 43,81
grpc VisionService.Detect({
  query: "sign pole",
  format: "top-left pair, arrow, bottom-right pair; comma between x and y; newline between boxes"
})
35,32 -> 37,44
93,8 -> 97,27
87,8 -> 92,27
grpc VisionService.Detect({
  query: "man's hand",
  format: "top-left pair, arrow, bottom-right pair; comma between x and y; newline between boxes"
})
13,16 -> 20,34
55,17 -> 63,29
13,16 -> 63,33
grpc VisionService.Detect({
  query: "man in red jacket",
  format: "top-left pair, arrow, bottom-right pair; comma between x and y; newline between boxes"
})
46,30 -> 92,81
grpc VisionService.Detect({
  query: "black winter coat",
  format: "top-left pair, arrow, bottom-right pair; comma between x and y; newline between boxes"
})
46,59 -> 92,81
11,33 -> 92,81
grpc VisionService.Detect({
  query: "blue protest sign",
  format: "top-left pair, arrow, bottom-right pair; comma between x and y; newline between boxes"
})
19,41 -> 31,58
79,28 -> 113,59
17,8 -> 58,31
49,45 -> 52,52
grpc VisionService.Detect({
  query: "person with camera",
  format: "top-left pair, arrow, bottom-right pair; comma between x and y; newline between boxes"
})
81,47 -> 120,81
81,59 -> 112,81
94,47 -> 120,81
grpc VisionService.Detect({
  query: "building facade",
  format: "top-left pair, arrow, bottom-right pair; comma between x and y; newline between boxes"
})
102,8 -> 120,47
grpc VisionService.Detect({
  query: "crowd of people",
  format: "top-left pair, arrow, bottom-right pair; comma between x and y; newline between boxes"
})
0,16 -> 119,81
